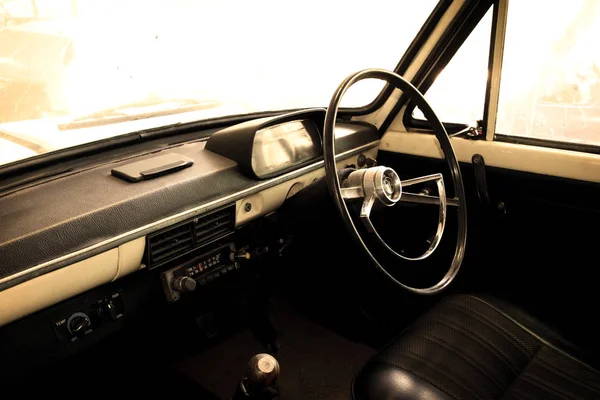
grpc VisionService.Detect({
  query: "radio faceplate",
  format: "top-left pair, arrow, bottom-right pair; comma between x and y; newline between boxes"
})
161,242 -> 237,301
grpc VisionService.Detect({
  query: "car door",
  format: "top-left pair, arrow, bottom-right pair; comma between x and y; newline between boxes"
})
363,0 -> 600,358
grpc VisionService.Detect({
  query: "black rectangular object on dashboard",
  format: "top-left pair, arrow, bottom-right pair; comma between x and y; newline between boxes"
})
111,153 -> 193,182
146,205 -> 235,270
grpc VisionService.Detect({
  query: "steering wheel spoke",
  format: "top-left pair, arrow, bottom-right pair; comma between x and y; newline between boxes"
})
359,195 -> 377,233
401,173 -> 443,188
399,193 -> 459,207
400,173 -> 459,207
340,186 -> 365,200
399,173 -> 458,206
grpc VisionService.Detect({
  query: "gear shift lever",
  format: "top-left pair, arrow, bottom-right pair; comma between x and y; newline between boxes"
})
247,353 -> 280,387
233,354 -> 280,400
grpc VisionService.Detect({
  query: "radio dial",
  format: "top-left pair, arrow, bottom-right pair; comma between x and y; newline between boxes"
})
230,250 -> 251,262
172,276 -> 197,292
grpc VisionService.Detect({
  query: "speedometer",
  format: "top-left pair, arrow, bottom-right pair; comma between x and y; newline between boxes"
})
205,109 -> 325,180
251,120 -> 321,178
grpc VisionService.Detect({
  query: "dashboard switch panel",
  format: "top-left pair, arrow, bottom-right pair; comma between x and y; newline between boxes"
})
52,292 -> 125,344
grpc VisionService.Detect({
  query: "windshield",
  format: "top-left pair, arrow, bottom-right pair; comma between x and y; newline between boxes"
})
0,0 -> 437,167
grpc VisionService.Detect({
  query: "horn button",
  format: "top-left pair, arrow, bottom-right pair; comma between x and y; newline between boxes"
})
379,169 -> 401,203
371,167 -> 402,206
341,166 -> 402,206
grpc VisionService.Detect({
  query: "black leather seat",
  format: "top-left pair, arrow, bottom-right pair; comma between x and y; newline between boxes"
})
353,294 -> 600,399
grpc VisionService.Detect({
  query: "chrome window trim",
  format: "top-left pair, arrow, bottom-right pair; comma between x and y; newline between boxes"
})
483,0 -> 509,141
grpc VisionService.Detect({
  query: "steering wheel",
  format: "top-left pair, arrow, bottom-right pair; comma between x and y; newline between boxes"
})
323,69 -> 467,295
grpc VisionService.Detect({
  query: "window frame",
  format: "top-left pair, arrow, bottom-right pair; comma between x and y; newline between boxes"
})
338,0 -> 453,118
393,0 -> 496,135
491,0 -> 600,154
399,0 -> 600,155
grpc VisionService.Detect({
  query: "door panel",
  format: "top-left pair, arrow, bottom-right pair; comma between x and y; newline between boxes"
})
377,149 -> 600,359
380,130 -> 600,183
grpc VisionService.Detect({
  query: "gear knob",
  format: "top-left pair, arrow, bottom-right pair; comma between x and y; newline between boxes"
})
247,353 -> 280,387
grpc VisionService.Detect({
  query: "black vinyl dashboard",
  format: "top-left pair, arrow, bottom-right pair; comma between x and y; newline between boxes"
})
0,111 -> 378,292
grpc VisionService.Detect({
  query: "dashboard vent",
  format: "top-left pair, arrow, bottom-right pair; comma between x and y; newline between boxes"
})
147,205 -> 235,269
148,224 -> 194,265
194,207 -> 234,247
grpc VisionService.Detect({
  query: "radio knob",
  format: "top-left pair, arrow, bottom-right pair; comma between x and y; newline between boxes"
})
230,250 -> 251,262
172,276 -> 197,293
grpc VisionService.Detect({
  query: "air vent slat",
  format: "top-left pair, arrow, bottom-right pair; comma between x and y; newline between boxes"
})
195,223 -> 231,238
148,222 -> 194,265
151,239 -> 194,263
149,228 -> 193,248
195,227 -> 231,246
151,236 -> 193,255
193,208 -> 233,249
146,205 -> 235,269
194,214 -> 231,230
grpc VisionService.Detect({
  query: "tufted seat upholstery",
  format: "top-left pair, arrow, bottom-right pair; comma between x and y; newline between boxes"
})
353,294 -> 600,400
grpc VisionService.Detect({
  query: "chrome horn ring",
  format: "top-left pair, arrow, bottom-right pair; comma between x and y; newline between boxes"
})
323,68 -> 467,295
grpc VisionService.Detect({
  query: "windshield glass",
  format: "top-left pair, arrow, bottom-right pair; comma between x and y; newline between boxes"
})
0,0 -> 437,167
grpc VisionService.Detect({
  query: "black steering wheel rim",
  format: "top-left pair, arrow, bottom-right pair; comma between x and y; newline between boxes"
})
323,68 -> 467,295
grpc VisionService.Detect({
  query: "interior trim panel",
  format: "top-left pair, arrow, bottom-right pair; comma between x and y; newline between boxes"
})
382,130 -> 600,183
235,147 -> 378,227
0,237 -> 145,327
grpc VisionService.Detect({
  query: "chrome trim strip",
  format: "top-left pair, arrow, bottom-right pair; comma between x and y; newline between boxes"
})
484,0 -> 509,141
0,140 -> 379,288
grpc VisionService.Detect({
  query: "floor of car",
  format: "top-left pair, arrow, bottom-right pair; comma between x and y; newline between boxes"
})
176,298 -> 375,400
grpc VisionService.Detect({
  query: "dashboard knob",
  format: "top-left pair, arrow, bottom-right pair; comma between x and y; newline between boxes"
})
230,249 -> 251,262
67,312 -> 91,336
103,301 -> 119,321
172,276 -> 197,292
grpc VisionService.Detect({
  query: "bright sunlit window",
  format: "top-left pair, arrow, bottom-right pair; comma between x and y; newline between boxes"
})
0,0 -> 438,167
413,9 -> 492,125
496,0 -> 600,147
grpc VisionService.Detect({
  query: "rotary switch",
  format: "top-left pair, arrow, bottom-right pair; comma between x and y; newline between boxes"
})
67,312 -> 91,336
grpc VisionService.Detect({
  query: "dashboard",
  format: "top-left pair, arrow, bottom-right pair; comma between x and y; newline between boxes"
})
0,110 -> 379,374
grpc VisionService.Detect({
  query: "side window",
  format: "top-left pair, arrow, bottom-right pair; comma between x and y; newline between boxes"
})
496,0 -> 600,146
413,9 -> 493,124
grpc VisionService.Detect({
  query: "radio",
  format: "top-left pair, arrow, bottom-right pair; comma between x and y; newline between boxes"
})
160,242 -> 248,301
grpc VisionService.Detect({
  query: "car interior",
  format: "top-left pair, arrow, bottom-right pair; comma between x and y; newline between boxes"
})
1,0 -> 600,398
